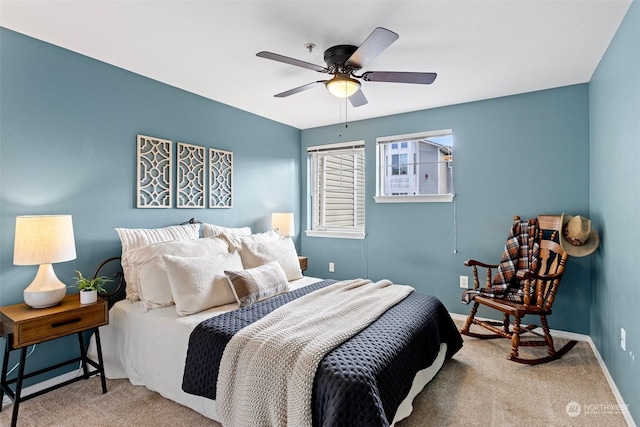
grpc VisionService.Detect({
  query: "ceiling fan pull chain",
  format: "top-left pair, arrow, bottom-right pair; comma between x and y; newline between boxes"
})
338,98 -> 349,138
345,97 -> 349,129
340,97 -> 347,128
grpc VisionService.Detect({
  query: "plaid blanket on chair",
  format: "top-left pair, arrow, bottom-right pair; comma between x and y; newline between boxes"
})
462,218 -> 540,304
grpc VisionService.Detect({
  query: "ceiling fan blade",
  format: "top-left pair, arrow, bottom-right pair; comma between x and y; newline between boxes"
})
349,89 -> 368,107
257,51 -> 327,73
346,27 -> 399,69
274,81 -> 327,98
362,71 -> 437,85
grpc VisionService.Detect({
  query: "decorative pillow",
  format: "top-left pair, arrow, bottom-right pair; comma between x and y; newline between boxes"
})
240,237 -> 302,281
116,224 -> 200,301
163,252 -> 243,316
129,236 -> 229,309
225,261 -> 290,307
221,229 -> 280,254
202,223 -> 251,238
138,256 -> 173,311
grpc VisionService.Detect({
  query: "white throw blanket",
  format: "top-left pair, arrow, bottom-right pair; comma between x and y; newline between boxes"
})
216,278 -> 414,427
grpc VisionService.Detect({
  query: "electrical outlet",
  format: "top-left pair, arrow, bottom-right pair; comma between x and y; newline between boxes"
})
621,328 -> 626,351
460,276 -> 469,288
329,262 -> 335,273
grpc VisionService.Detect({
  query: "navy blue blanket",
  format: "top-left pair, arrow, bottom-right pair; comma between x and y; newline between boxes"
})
182,280 -> 463,426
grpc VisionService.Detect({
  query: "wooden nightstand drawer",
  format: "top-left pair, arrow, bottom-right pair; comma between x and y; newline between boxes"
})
0,295 -> 108,348
17,303 -> 107,347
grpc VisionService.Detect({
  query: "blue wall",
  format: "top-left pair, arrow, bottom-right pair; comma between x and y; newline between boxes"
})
301,85 -> 592,333
0,28 -> 300,383
590,0 -> 640,422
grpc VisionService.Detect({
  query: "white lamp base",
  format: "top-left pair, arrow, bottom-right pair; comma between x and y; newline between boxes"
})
23,264 -> 68,308
24,287 -> 67,308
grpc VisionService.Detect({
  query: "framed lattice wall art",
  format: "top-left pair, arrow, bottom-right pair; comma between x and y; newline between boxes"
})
209,148 -> 233,208
177,142 -> 206,208
137,135 -> 173,208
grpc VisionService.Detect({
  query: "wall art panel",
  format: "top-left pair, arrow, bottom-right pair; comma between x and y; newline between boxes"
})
209,148 -> 233,208
177,142 -> 206,208
137,135 -> 173,208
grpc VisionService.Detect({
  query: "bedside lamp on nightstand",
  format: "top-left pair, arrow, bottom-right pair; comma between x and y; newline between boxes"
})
272,212 -> 294,238
13,215 -> 77,308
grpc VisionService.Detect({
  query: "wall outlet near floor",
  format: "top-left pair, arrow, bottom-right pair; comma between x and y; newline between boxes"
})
329,262 -> 335,273
460,275 -> 469,288
621,327 -> 626,351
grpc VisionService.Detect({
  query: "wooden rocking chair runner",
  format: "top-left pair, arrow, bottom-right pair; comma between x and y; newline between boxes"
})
460,215 -> 577,365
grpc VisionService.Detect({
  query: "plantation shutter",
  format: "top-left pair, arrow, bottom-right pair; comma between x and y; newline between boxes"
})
308,141 -> 365,232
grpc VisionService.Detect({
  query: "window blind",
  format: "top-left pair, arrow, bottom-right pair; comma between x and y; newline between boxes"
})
308,141 -> 365,232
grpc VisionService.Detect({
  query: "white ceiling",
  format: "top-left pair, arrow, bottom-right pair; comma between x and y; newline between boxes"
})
0,1 -> 631,130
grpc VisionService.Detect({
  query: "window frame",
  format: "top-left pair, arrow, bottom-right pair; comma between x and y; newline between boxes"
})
375,130 -> 454,204
306,140 -> 366,240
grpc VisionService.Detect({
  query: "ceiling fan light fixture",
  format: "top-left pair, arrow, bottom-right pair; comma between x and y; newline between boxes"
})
326,75 -> 361,98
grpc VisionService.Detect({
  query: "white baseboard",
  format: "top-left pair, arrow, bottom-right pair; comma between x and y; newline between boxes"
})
585,337 -> 637,427
451,311 -> 635,426
2,367 -> 83,407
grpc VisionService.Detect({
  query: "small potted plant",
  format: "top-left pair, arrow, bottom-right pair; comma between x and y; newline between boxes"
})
71,270 -> 112,304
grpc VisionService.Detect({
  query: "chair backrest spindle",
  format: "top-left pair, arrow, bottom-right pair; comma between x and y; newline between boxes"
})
534,215 -> 569,310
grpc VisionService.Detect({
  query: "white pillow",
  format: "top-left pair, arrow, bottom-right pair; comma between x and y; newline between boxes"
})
138,256 -> 173,311
129,237 -> 229,309
240,237 -> 302,281
225,261 -> 290,307
116,224 -> 200,301
221,229 -> 280,254
163,252 -> 243,316
202,223 -> 251,238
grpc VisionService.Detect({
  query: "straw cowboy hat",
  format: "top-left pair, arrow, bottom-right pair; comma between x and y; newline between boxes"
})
560,213 -> 600,257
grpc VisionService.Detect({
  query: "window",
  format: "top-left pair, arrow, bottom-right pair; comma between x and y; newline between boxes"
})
391,154 -> 408,175
375,130 -> 454,203
306,141 -> 365,239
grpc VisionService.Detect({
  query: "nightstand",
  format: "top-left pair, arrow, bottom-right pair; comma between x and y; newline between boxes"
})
298,256 -> 308,272
0,295 -> 109,427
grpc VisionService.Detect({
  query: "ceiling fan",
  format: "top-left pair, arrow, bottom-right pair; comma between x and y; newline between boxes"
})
256,27 -> 437,107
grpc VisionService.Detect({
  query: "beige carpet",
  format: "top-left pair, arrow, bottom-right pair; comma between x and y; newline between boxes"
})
0,321 -> 629,427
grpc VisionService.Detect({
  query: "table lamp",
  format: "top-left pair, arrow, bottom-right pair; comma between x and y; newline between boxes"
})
13,215 -> 77,308
271,212 -> 294,238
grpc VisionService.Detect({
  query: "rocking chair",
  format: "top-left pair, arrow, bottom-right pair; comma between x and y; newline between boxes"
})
460,215 -> 577,365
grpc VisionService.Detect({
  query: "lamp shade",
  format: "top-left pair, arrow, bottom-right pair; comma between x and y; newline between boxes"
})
14,215 -> 77,265
271,212 -> 294,237
326,75 -> 361,98
14,215 -> 76,308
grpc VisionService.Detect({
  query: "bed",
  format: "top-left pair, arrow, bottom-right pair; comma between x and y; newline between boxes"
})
87,222 -> 463,426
